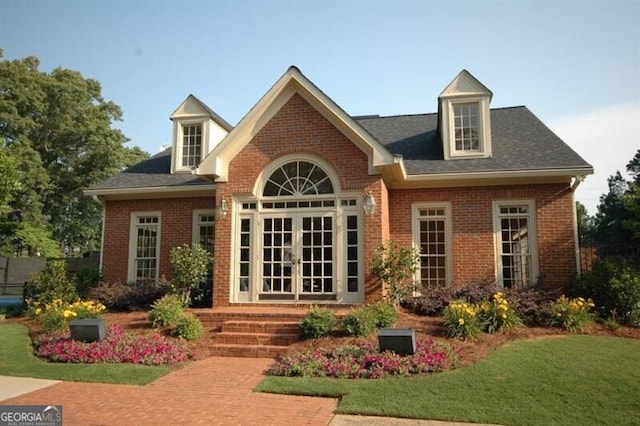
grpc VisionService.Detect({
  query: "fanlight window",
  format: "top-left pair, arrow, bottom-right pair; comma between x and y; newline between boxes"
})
263,161 -> 334,197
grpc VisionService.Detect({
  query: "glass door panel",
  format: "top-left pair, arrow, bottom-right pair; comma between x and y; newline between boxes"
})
261,217 -> 293,294
300,215 -> 334,296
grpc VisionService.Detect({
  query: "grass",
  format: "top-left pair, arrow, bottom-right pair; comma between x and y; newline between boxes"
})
0,323 -> 171,385
257,335 -> 640,426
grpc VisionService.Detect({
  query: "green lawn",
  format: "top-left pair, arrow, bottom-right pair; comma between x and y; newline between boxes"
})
0,323 -> 170,385
257,335 -> 640,426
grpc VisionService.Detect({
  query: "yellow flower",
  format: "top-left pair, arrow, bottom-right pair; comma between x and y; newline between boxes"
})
34,308 -> 42,315
62,310 -> 78,318
458,318 -> 465,325
502,314 -> 507,319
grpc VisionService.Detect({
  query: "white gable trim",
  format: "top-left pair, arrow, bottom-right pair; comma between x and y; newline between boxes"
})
195,67 -> 397,182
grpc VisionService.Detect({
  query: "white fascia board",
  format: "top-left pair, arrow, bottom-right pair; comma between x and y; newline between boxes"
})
84,184 -> 216,198
388,167 -> 594,189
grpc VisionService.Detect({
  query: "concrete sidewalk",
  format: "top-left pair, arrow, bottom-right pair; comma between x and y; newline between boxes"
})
0,375 -> 60,401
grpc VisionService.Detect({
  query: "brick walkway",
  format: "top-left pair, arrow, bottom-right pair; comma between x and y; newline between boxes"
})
2,357 -> 337,425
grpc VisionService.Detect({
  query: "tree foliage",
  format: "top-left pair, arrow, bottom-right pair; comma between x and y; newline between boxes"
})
593,149 -> 640,253
576,201 -> 595,245
0,50 -> 148,256
371,240 -> 420,310
169,244 -> 213,306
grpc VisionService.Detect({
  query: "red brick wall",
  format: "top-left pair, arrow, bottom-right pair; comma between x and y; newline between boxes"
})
102,197 -> 214,284
388,183 -> 577,292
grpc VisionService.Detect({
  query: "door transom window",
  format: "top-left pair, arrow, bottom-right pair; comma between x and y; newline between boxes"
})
263,161 -> 334,197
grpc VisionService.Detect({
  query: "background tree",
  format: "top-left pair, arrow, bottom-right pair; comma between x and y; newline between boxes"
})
0,50 -> 148,256
593,149 -> 640,253
576,201 -> 595,246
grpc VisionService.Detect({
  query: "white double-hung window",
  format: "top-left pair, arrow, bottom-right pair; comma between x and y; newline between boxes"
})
181,123 -> 203,168
129,212 -> 161,283
493,201 -> 538,288
413,203 -> 452,289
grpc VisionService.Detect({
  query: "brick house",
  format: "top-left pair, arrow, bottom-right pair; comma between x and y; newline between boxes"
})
86,67 -> 593,307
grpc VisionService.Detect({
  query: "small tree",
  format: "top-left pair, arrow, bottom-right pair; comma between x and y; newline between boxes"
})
371,240 -> 420,310
169,244 -> 213,306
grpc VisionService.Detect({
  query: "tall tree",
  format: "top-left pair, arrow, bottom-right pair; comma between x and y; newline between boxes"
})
576,201 -> 595,245
594,149 -> 640,251
0,50 -> 148,256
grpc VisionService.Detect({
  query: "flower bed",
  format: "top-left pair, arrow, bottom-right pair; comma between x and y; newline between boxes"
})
267,339 -> 458,379
34,324 -> 196,365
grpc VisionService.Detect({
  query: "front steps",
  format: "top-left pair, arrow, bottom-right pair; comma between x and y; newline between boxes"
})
194,309 -> 309,358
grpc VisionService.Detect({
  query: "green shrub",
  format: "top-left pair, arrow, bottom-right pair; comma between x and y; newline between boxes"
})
547,295 -> 596,332
452,280 -> 496,304
171,314 -> 204,340
0,305 -> 23,318
72,268 -> 102,299
89,280 -> 170,311
503,285 -> 554,326
403,285 -> 454,316
602,317 -> 621,331
570,257 -> 640,324
149,295 -> 185,328
442,300 -> 482,339
478,292 -> 523,333
24,260 -> 77,305
299,307 -> 338,339
368,300 -> 397,328
371,240 -> 420,310
341,306 -> 377,337
169,244 -> 213,306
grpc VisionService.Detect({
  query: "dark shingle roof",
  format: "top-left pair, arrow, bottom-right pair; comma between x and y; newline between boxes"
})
355,106 -> 592,175
88,148 -> 211,190
89,105 -> 592,192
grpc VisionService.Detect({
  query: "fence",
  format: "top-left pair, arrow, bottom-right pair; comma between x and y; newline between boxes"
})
579,245 -> 640,273
0,256 -> 99,306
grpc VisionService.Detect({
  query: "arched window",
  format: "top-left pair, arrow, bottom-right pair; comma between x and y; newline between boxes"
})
262,161 -> 334,197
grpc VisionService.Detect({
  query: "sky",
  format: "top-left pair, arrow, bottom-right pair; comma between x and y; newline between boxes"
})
1,0 -> 639,215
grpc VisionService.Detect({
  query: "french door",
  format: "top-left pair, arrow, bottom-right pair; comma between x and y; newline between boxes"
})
260,213 -> 335,301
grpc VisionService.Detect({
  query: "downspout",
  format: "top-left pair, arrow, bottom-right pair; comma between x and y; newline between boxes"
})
570,176 -> 585,274
92,195 -> 106,275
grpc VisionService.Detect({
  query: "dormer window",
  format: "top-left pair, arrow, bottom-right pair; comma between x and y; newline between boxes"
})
181,123 -> 203,168
169,94 -> 233,174
453,102 -> 480,152
439,70 -> 493,160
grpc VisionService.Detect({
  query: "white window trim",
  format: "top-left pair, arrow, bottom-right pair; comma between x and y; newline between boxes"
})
412,202 -> 453,288
192,209 -> 216,247
492,200 -> 539,288
443,97 -> 492,160
172,120 -> 209,173
128,211 -> 162,283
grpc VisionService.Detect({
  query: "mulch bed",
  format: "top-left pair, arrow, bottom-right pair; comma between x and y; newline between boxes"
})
8,308 -> 640,366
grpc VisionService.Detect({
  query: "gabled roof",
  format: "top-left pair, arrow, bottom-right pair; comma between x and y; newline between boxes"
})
170,94 -> 233,132
195,66 -> 399,181
356,106 -> 592,178
85,148 -> 214,198
439,69 -> 493,100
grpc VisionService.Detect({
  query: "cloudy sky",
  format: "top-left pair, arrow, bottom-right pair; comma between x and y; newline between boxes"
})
2,1 -> 638,214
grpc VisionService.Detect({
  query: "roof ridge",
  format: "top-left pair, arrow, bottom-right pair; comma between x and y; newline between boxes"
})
353,105 -> 528,121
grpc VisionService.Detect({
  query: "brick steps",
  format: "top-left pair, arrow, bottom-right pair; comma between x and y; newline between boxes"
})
195,310 -> 307,358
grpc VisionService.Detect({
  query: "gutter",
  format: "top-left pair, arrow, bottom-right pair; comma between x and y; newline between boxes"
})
92,195 -> 106,275
571,175 -> 586,191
